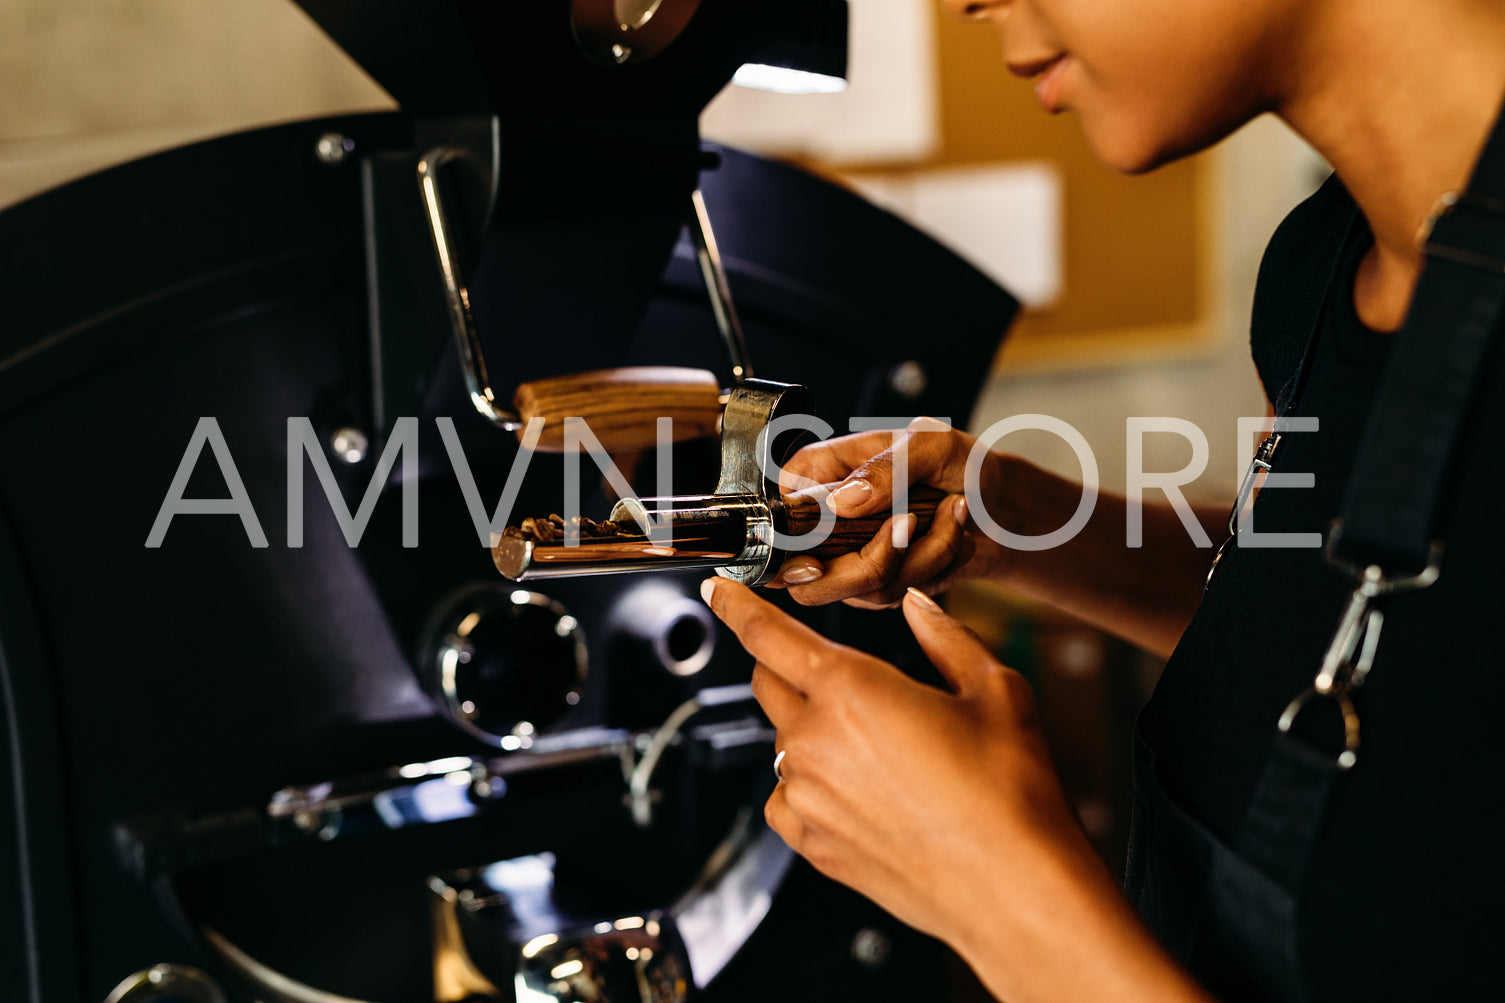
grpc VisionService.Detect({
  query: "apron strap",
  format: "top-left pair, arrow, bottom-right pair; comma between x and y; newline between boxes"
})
1209,91 -> 1505,1001
1332,92 -> 1505,573
1236,732 -> 1347,893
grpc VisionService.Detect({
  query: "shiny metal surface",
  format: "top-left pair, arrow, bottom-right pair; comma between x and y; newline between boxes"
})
515,914 -> 689,1002
616,0 -> 668,30
1278,685 -> 1361,771
571,0 -> 701,66
433,856 -> 691,1002
421,586 -> 587,746
314,132 -> 352,166
202,929 -> 375,1003
426,787 -> 787,998
103,965 -> 227,1003
329,426 -> 368,464
494,381 -> 813,584
418,146 -> 525,431
669,813 -> 795,988
613,493 -> 762,577
495,497 -> 748,581
689,190 -> 754,383
626,685 -> 751,827
711,380 -> 813,585
888,360 -> 928,400
262,729 -> 634,846
605,581 -> 717,677
257,689 -> 765,849
851,928 -> 893,969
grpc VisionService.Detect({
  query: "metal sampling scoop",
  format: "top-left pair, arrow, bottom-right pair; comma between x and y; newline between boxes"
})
493,380 -> 944,585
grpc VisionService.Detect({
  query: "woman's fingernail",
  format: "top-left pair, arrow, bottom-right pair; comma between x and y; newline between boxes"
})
828,478 -> 873,512
780,560 -> 824,585
700,577 -> 718,604
954,494 -> 969,526
892,513 -> 917,549
906,587 -> 942,613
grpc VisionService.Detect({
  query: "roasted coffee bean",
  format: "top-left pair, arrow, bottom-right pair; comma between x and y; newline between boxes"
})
505,514 -> 621,544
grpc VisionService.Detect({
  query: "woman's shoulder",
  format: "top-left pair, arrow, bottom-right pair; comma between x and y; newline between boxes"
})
1249,175 -> 1362,407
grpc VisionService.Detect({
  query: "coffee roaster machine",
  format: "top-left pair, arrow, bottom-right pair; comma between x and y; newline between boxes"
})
0,2 -> 1018,1001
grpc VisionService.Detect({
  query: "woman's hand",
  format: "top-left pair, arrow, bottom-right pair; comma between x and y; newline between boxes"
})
705,576 -> 1076,942
702,577 -> 1216,1003
769,416 -> 1010,608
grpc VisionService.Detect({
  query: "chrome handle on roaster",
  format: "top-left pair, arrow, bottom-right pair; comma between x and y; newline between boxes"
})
419,147 -> 755,430
418,147 -> 524,431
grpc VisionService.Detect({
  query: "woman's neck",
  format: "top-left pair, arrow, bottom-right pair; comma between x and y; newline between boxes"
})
1275,0 -> 1505,331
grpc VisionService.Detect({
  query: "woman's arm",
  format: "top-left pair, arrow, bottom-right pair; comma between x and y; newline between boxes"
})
770,419 -> 1225,659
983,454 -> 1226,658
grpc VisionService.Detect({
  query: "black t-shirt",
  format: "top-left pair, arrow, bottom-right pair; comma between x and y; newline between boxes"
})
1139,179 -> 1505,998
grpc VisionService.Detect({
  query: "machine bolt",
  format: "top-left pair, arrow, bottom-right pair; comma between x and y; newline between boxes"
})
315,132 -> 353,166
888,360 -> 928,400
851,927 -> 892,968
330,426 -> 368,464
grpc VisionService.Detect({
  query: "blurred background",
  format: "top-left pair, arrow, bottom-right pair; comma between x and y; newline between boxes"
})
0,0 -> 1329,991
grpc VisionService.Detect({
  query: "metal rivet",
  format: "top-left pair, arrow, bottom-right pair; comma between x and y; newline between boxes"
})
888,360 -> 928,400
315,132 -> 352,166
851,927 -> 891,968
330,426 -> 368,464
611,43 -> 632,63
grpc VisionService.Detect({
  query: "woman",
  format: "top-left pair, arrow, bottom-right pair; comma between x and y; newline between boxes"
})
699,1 -> 1505,1000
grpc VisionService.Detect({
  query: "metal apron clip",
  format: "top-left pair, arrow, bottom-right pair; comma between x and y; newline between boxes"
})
1277,520 -> 1443,769
1205,432 -> 1285,590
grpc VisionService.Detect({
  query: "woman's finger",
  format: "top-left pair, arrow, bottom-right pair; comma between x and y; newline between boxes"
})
840,494 -> 973,606
786,513 -> 916,606
751,661 -> 806,726
887,494 -> 974,593
901,587 -> 1001,696
777,429 -> 918,496
823,418 -> 972,518
763,779 -> 808,851
787,492 -> 972,606
772,555 -> 826,588
701,577 -> 843,695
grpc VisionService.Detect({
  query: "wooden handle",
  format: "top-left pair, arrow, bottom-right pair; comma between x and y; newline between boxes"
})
776,483 -> 950,560
513,366 -> 723,453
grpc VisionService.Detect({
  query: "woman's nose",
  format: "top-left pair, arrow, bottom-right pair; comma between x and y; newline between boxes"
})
940,0 -> 1007,23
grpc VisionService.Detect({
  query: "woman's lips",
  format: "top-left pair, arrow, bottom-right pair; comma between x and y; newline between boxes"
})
1007,53 -> 1071,113
1032,55 -> 1070,112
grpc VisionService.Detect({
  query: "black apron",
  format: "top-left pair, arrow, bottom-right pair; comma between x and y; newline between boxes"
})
1126,721 -> 1344,1003
1123,96 -> 1505,1003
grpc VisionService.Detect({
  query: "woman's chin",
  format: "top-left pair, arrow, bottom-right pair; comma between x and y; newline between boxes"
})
1082,118 -> 1219,176
1083,127 -> 1167,176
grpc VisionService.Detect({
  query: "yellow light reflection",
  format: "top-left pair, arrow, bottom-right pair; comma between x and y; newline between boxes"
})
550,959 -> 584,980
521,934 -> 558,959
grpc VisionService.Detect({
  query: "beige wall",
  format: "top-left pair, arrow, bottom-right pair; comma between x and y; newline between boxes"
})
0,0 -> 392,209
973,116 -> 1328,503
